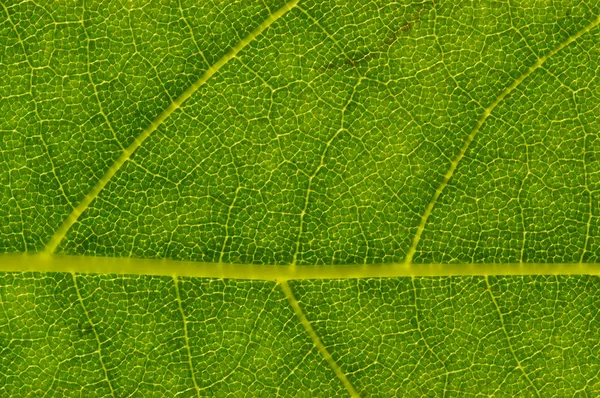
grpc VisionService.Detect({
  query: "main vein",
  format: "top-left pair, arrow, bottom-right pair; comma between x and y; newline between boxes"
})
4,254 -> 600,280
404,13 -> 600,263
43,0 -> 300,254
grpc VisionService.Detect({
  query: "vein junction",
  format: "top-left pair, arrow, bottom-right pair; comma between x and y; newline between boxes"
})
32,8 -> 600,274
404,12 -> 600,263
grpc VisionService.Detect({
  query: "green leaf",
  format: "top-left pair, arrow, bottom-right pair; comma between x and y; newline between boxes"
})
1,0 -> 600,396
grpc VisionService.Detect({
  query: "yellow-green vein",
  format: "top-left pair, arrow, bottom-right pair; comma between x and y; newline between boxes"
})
173,275 -> 201,397
43,0 -> 300,254
3,254 -> 600,279
484,276 -> 541,397
404,13 -> 600,264
279,280 -> 360,397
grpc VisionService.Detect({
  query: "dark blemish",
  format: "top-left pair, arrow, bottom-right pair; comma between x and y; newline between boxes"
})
321,50 -> 373,71
383,30 -> 399,46
317,1 -> 431,72
400,22 -> 413,34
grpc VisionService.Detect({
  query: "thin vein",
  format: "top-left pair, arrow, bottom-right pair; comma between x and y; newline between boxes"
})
173,276 -> 201,397
289,77 -> 363,265
517,136 -> 531,263
43,0 -> 300,254
81,3 -> 123,148
289,5 -> 364,266
72,273 -> 116,397
574,91 -> 593,263
404,14 -> 600,264
410,277 -> 450,396
2,3 -> 73,222
177,0 -> 210,68
218,186 -> 241,263
484,276 -> 541,397
279,280 -> 360,397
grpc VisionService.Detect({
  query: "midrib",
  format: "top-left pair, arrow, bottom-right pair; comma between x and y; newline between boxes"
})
4,254 -> 600,280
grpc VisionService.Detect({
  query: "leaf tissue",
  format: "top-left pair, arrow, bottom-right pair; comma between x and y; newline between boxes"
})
1,0 -> 600,396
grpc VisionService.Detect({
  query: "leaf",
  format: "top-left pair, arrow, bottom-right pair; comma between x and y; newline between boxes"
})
1,0 -> 600,396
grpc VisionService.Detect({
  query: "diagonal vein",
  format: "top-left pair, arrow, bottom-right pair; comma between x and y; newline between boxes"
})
404,13 -> 600,264
43,0 -> 300,254
279,280 -> 360,397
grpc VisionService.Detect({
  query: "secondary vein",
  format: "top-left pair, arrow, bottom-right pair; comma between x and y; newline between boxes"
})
404,13 -> 600,264
43,0 -> 300,254
173,275 -> 201,397
280,280 -> 361,397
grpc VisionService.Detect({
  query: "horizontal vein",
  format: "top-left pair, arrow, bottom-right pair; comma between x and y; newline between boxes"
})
404,13 -> 600,263
3,254 -> 600,280
43,0 -> 299,254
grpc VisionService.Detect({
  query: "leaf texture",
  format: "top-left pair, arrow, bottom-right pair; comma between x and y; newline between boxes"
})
1,0 -> 600,396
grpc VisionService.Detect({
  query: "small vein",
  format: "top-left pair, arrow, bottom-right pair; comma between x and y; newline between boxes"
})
177,0 -> 210,68
81,4 -> 123,148
218,185 -> 241,263
289,76 -> 363,265
517,135 -> 532,263
72,273 -> 116,398
289,5 -> 364,266
43,0 -> 300,254
484,276 -> 541,397
173,275 -> 201,397
410,277 -> 450,396
2,3 -> 73,220
279,280 -> 360,398
404,13 -> 600,264
573,91 -> 593,263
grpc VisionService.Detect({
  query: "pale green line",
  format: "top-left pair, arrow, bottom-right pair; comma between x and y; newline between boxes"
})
173,275 -> 202,398
43,0 -> 299,254
2,254 -> 600,280
279,281 -> 360,397
404,13 -> 600,264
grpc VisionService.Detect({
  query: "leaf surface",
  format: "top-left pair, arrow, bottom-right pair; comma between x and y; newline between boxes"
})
1,0 -> 600,396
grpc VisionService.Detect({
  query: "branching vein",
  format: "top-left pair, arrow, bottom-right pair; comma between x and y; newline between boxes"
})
484,276 -> 541,397
173,275 -> 201,397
